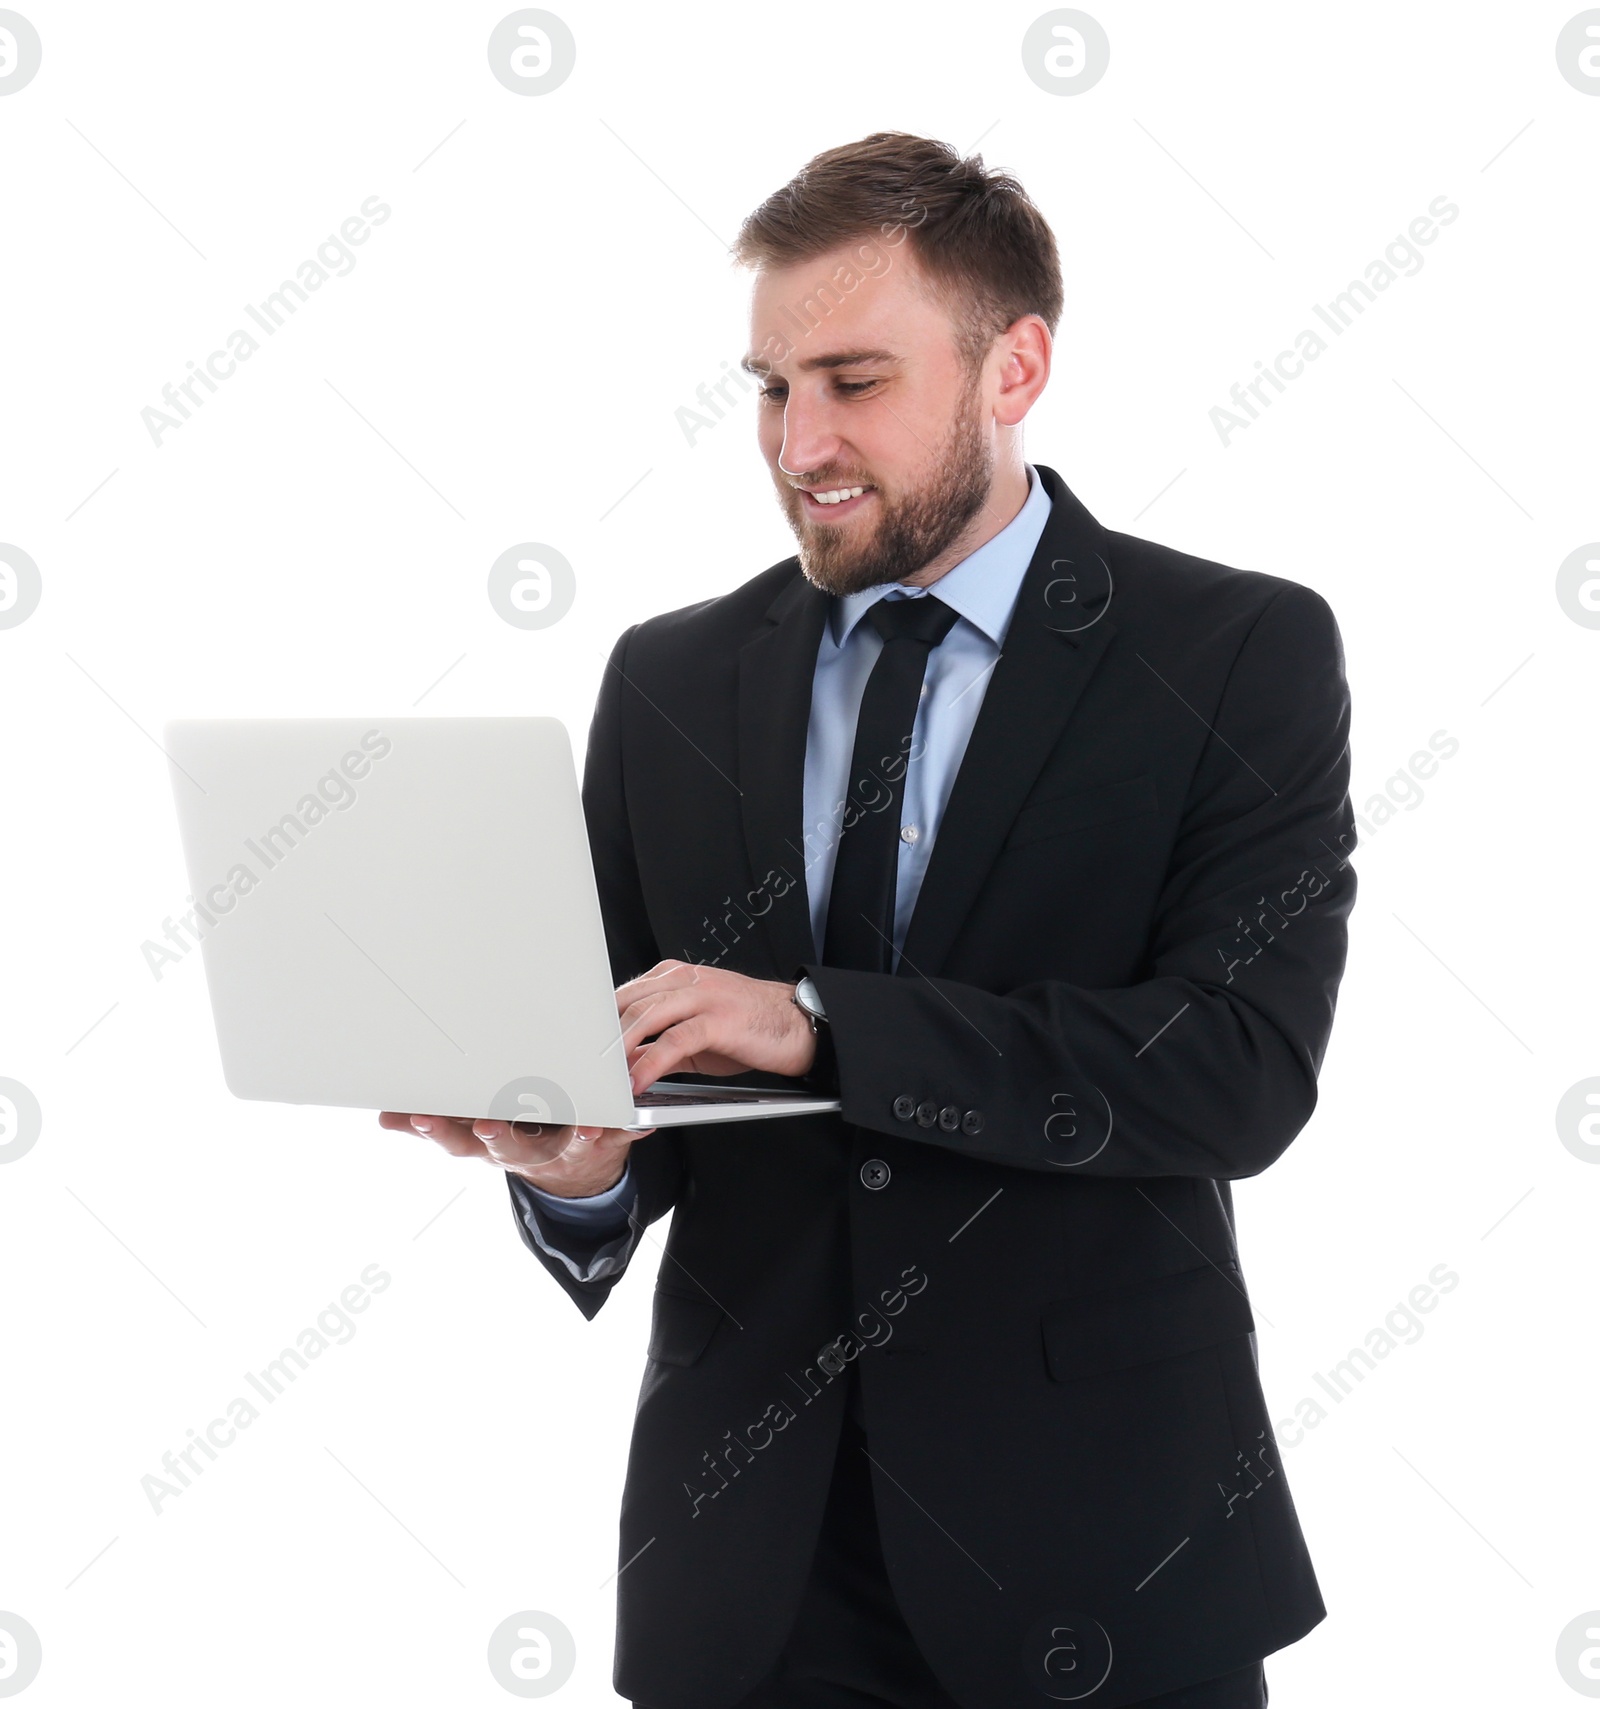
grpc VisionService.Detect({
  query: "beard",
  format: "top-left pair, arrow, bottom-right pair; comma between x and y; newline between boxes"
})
777,371 -> 995,598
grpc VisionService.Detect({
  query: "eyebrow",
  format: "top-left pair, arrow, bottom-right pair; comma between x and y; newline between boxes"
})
738,348 -> 902,377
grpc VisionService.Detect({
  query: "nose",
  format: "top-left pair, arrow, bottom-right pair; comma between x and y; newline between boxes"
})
777,395 -> 844,484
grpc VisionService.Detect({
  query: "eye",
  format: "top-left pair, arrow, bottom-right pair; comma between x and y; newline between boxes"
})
759,385 -> 787,404
836,380 -> 879,397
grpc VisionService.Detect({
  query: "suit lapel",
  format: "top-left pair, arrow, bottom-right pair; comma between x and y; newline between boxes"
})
896,465 -> 1119,979
736,567 -> 828,977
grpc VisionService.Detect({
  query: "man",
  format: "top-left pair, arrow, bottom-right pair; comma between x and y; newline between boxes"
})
383,132 -> 1357,1709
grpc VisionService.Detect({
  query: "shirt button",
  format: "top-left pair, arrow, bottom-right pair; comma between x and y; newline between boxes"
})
860,1158 -> 891,1191
900,824 -> 920,844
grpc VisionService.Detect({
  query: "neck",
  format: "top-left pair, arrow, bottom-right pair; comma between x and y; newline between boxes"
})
901,454 -> 1030,588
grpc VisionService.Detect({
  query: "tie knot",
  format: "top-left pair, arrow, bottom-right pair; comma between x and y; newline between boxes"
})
866,592 -> 960,650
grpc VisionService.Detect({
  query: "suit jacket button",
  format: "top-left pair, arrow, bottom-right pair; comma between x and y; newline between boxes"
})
938,1105 -> 959,1132
817,1339 -> 847,1374
961,1109 -> 984,1136
893,1095 -> 916,1122
860,1158 -> 891,1191
915,1100 -> 939,1127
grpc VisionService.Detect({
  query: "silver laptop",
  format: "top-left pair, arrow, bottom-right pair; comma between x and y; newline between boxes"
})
163,716 -> 842,1131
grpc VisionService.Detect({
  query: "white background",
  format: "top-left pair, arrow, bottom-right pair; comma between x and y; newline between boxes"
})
1,2 -> 1597,1704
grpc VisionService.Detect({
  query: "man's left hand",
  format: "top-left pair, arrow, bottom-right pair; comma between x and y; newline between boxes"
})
617,961 -> 816,1094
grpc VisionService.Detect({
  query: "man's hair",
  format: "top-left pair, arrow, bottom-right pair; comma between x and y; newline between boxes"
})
732,131 -> 1063,373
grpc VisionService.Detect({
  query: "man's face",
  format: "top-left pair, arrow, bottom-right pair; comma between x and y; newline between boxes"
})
744,240 -> 999,596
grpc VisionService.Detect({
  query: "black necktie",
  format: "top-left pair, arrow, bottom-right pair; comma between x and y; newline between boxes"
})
822,593 -> 961,974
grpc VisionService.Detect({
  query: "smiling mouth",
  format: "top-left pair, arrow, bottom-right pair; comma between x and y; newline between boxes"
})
798,484 -> 875,518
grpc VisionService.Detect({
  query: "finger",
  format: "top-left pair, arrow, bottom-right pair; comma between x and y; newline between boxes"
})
415,1121 -> 490,1160
615,960 -> 698,1010
555,1126 -> 644,1174
626,1018 -> 708,1093
474,1118 -> 588,1170
381,1110 -> 468,1133
398,1113 -> 483,1152
473,1117 -> 573,1145
622,959 -> 685,988
405,1113 -> 473,1138
617,987 -> 705,1052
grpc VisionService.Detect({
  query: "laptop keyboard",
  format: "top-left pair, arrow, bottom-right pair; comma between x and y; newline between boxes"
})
634,1085 -> 783,1106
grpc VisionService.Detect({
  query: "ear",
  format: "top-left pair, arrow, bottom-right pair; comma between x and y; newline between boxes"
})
992,315 -> 1052,426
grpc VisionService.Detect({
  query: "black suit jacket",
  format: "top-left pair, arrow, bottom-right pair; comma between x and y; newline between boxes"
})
508,464 -> 1356,1708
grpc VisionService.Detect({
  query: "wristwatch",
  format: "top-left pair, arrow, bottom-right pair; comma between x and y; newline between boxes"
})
792,975 -> 828,1032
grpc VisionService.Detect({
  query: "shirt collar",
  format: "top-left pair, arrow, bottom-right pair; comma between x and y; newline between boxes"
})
827,462 -> 1052,650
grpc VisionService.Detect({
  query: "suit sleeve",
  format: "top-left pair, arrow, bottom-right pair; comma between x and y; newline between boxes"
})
505,624 -> 686,1319
805,584 -> 1357,1181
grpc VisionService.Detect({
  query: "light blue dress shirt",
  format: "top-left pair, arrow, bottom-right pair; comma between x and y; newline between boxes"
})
512,466 -> 1052,1280
799,462 -> 1052,965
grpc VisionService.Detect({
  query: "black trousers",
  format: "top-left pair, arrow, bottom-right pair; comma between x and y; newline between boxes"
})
637,1365 -> 1268,1709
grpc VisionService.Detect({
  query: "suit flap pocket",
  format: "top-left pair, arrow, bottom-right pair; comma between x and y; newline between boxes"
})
1005,774 -> 1159,851
647,1288 -> 726,1368
1041,1263 -> 1253,1383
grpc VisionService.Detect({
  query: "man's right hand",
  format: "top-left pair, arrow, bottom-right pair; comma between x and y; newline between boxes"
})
377,1111 -> 652,1199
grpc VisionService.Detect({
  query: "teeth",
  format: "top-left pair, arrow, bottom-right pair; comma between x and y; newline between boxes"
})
810,486 -> 868,505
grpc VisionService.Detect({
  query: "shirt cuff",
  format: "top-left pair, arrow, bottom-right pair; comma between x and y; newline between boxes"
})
508,1169 -> 640,1285
517,1161 -> 638,1227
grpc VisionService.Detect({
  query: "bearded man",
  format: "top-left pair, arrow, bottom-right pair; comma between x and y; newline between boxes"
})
388,130 -> 1356,1709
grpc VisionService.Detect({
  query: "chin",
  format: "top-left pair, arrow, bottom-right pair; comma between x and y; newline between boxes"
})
797,552 -> 892,599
